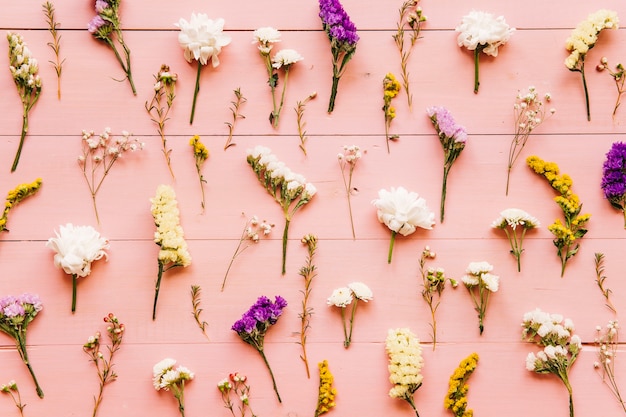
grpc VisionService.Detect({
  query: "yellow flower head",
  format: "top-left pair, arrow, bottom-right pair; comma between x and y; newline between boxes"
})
190,135 -> 209,162
0,178 -> 42,233
315,360 -> 336,417
445,353 -> 479,417
383,72 -> 401,98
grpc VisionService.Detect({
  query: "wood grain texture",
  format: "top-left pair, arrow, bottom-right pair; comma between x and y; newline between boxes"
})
1,1 -> 626,416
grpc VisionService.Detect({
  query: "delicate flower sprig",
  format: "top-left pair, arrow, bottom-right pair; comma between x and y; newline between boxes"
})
461,261 -> 499,335
218,373 -> 258,417
327,282 -> 373,348
253,27 -> 303,128
427,106 -> 467,223
419,246 -> 457,350
88,0 -> 136,95
146,65 -> 177,179
491,208 -> 540,272
246,146 -> 316,275
224,88 -> 247,151
46,224 -> 109,313
150,185 -> 192,320
372,187 -> 435,264
594,320 -> 626,413
383,73 -> 401,153
338,145 -> 362,239
594,253 -> 616,314
189,135 -> 209,212
43,1 -> 64,100
0,294 -> 44,398
298,234 -> 317,378
222,215 -> 274,291
7,32 -> 42,172
444,353 -> 479,417
527,156 -> 590,276
523,309 -> 581,417
386,328 -> 424,417
1,380 -> 26,417
79,128 -> 144,224
393,0 -> 426,110
319,0 -> 359,113
565,9 -> 619,121
597,57 -> 625,119
295,92 -> 317,156
0,178 -> 42,233
506,86 -> 555,195
153,358 -> 194,417
601,142 -> 626,228
190,285 -> 209,339
314,360 -> 336,417
232,295 -> 288,403
176,13 -> 231,124
83,313 -> 124,417
456,11 -> 514,93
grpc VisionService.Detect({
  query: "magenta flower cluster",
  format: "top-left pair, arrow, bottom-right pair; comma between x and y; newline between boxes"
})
601,141 -> 626,207
319,0 -> 359,45
232,295 -> 287,341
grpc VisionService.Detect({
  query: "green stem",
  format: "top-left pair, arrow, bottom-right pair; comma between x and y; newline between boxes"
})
580,62 -> 590,122
388,231 -> 397,264
273,67 -> 290,128
405,396 -> 420,417
340,307 -> 349,348
258,349 -> 281,403
623,208 -> 626,229
281,218 -> 290,275
17,333 -> 44,398
190,61 -> 203,125
11,109 -> 28,172
440,166 -> 450,223
347,299 -> 359,347
562,377 -> 574,417
152,262 -> 164,320
328,75 -> 339,113
71,273 -> 77,313
473,48 -> 480,94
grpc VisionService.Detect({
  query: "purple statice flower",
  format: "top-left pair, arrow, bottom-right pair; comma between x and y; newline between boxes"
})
95,0 -> 109,13
427,106 -> 468,223
601,142 -> 626,226
87,15 -> 106,33
3,302 -> 25,318
19,293 -> 43,312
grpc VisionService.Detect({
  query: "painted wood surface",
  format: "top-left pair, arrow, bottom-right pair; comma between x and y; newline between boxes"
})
1,1 -> 626,416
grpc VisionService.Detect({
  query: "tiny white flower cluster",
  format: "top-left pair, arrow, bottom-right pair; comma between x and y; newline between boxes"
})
514,86 -> 555,132
327,282 -> 373,307
7,32 -> 42,90
461,261 -> 499,292
595,320 -> 619,369
337,145 -> 362,165
246,215 -> 274,242
151,185 -> 192,267
79,128 -> 144,163
385,328 -> 424,402
152,358 -> 194,391
492,208 -> 540,230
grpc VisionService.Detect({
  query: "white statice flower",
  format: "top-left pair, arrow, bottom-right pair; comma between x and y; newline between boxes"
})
253,27 -> 281,53
385,328 -> 424,408
348,282 -> 373,302
465,261 -> 493,276
153,358 -> 194,392
151,185 -> 191,267
372,187 -> 435,236
455,10 -> 515,56
271,49 -> 303,69
46,224 -> 109,277
327,287 -> 353,307
492,208 -> 540,230
175,13 -> 231,67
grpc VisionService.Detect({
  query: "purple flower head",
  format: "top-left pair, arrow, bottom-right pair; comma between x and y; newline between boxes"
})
0,295 -> 18,310
88,15 -> 106,33
232,295 -> 287,338
319,0 -> 359,46
95,0 -> 109,13
19,293 -> 43,312
427,106 -> 468,143
601,141 -> 626,205
3,302 -> 25,318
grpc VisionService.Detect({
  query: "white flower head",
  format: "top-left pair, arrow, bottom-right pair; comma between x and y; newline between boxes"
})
46,224 -> 109,277
272,49 -> 303,69
348,282 -> 373,302
466,261 -> 493,275
372,187 -> 435,236
253,26 -> 281,52
175,13 -> 231,67
492,208 -> 540,230
327,287 -> 353,308
481,273 -> 499,292
456,10 -> 515,56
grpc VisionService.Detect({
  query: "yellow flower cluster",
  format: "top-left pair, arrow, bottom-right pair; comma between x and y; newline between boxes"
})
314,360 -> 336,417
190,135 -> 209,162
386,327 -> 424,413
0,178 -> 42,232
150,184 -> 191,267
444,352 -> 479,417
383,73 -> 401,120
565,9 -> 619,70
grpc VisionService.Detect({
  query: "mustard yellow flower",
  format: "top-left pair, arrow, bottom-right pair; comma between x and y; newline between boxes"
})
315,360 -> 336,417
0,178 -> 42,233
444,353 -> 478,417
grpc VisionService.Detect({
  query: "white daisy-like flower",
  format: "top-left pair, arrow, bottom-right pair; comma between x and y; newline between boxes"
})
271,49 -> 303,69
327,287 -> 353,307
492,208 -> 540,230
348,282 -> 373,302
253,26 -> 281,52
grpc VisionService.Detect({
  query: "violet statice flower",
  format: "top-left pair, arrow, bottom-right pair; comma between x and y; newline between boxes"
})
319,0 -> 359,113
601,142 -> 626,228
0,293 -> 44,398
232,296 -> 287,403
426,106 -> 467,223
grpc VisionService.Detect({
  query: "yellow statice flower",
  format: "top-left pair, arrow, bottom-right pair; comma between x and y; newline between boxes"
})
189,135 -> 209,211
526,156 -> 590,276
382,72 -> 401,153
0,178 -> 42,232
314,360 -> 336,417
444,353 -> 479,417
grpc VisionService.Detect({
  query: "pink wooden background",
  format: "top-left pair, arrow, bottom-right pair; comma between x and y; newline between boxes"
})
1,0 -> 626,416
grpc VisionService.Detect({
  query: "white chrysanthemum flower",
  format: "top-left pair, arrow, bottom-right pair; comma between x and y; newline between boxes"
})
327,287 -> 353,307
455,10 -> 515,56
253,26 -> 281,50
153,358 -> 176,390
348,282 -> 373,302
465,261 -> 493,275
46,224 -> 109,278
526,352 -> 537,371
492,208 -> 540,230
271,49 -> 303,69
481,273 -> 499,292
461,274 -> 479,287
372,187 -> 435,236
175,13 -> 231,67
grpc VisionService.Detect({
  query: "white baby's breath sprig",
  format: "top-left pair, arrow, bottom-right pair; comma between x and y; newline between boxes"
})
338,145 -> 363,239
492,208 -> 540,271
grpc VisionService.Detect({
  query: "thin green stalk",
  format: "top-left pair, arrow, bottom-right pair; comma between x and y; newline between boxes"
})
388,231 -> 397,264
258,349 -> 281,403
152,262 -> 164,320
473,48 -> 480,94
11,108 -> 28,172
190,61 -> 202,124
340,307 -> 349,348
281,218 -> 290,275
71,273 -> 77,313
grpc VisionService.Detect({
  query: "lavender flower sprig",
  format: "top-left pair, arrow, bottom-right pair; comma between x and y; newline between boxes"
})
232,296 -> 288,403
319,0 -> 359,113
88,0 -> 136,95
426,107 -> 467,223
601,142 -> 626,227
0,294 -> 44,398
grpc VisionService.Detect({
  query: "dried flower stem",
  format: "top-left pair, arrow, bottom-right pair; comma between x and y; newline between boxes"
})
393,0 -> 425,110
43,1 -> 64,100
224,88 -> 246,150
1,381 -> 26,417
146,65 -> 177,179
189,135 -> 209,212
594,253 -> 617,314
598,57 -> 625,119
298,234 -> 317,378
190,285 -> 209,340
295,92 -> 316,156
595,321 -> 626,413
